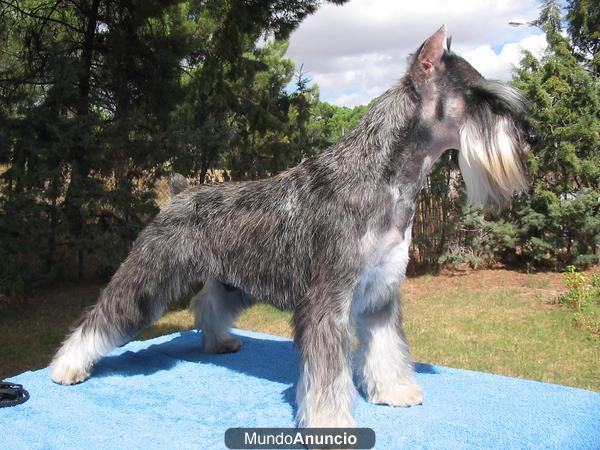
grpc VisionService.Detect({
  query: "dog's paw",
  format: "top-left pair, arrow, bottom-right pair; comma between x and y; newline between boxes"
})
50,360 -> 90,385
203,335 -> 242,354
368,380 -> 424,407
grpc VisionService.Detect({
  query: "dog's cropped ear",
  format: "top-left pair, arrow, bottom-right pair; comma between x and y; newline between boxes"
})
410,25 -> 448,85
168,173 -> 189,196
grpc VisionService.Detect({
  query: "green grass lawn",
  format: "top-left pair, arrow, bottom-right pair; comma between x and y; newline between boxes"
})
403,286 -> 599,390
2,270 -> 598,391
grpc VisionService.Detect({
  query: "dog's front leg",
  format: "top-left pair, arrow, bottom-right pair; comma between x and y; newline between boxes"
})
355,295 -> 423,407
294,289 -> 356,428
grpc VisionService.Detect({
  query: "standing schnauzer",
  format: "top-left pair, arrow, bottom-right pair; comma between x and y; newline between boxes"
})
51,26 -> 535,428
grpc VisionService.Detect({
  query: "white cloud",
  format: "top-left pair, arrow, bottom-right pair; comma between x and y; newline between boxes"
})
462,33 -> 547,80
285,0 -> 545,106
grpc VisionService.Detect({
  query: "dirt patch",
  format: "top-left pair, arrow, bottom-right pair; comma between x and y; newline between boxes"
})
402,269 -> 570,306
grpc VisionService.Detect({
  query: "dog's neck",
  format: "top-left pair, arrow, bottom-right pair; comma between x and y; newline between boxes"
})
293,78 -> 457,237
325,79 -> 446,204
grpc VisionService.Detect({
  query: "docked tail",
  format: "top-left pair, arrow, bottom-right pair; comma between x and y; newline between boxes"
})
168,173 -> 189,196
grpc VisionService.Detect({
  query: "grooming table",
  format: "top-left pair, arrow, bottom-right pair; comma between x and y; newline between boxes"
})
3,329 -> 599,449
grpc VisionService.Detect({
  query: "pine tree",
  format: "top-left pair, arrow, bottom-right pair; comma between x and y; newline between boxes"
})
511,0 -> 600,268
0,0 -> 348,300
566,0 -> 600,75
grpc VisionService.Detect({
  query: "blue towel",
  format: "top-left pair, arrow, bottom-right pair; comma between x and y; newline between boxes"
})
3,329 -> 599,449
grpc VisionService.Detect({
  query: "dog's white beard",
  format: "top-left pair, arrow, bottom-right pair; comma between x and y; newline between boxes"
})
458,117 -> 528,208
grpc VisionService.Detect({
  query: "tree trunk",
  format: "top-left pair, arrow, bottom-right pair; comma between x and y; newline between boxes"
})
63,0 -> 101,279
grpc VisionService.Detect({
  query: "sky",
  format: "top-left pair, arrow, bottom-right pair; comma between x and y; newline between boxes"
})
284,0 -> 548,107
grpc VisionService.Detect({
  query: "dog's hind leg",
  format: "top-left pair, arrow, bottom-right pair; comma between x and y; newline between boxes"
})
51,217 -> 203,385
354,295 -> 423,407
192,280 -> 255,354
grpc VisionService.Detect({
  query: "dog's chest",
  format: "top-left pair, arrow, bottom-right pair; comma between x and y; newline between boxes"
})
353,226 -> 411,312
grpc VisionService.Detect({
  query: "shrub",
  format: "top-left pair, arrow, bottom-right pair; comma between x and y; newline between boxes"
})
558,265 -> 600,338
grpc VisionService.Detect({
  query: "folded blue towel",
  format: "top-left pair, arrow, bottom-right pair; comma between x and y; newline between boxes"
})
3,329 -> 599,449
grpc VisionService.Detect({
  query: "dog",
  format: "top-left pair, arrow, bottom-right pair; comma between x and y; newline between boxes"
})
51,26 -> 536,428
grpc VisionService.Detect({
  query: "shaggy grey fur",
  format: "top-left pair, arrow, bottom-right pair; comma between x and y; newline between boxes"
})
168,172 -> 190,196
51,26 -> 535,428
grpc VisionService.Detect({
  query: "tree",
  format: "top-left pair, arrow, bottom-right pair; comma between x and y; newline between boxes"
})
0,0 -> 348,300
566,0 -> 600,75
0,0 -> 193,283
510,0 -> 599,268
